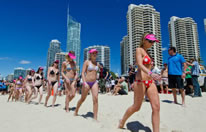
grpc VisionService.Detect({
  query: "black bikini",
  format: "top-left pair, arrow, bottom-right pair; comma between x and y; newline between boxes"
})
35,85 -> 42,89
51,81 -> 58,87
49,70 -> 58,86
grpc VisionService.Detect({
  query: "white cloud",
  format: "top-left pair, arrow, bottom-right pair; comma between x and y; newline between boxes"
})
19,60 -> 31,64
162,47 -> 168,51
0,57 -> 10,60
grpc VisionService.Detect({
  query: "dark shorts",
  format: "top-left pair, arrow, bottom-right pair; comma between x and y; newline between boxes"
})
168,75 -> 184,89
186,78 -> 193,86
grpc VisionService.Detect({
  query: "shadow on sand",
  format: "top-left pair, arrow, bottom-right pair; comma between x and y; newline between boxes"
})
162,100 -> 182,105
48,104 -> 61,107
81,112 -> 94,119
126,121 -> 152,132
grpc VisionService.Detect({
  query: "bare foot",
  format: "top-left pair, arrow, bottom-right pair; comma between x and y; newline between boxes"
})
74,111 -> 78,116
173,101 -> 178,104
118,120 -> 124,129
44,103 -> 47,107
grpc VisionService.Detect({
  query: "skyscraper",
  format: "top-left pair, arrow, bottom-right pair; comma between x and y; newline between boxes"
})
67,7 -> 81,69
46,39 -> 61,77
55,52 -> 67,75
127,4 -> 163,68
120,36 -> 129,75
204,19 -> 206,33
84,45 -> 110,70
169,16 -> 201,61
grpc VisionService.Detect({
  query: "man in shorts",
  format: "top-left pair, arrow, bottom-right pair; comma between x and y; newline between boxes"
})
168,47 -> 187,106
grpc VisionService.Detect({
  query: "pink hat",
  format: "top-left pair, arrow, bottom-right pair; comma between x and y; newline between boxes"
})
31,69 -> 35,72
13,80 -> 16,83
39,67 -> 44,70
145,34 -> 159,43
68,53 -> 76,59
89,49 -> 98,54
19,76 -> 23,80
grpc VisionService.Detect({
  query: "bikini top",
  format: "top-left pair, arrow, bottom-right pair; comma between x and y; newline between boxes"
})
143,55 -> 152,65
27,76 -> 32,82
50,70 -> 59,75
66,63 -> 76,71
87,62 -> 98,71
16,81 -> 22,85
36,74 -> 43,80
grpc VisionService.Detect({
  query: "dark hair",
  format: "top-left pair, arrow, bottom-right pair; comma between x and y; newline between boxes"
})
169,47 -> 176,53
36,68 -> 44,77
52,63 -> 59,69
29,70 -> 34,76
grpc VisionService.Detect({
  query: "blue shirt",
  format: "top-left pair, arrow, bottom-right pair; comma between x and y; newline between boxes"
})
168,53 -> 186,75
191,61 -> 200,76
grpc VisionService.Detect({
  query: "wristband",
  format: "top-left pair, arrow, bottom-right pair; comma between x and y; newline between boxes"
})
148,71 -> 153,76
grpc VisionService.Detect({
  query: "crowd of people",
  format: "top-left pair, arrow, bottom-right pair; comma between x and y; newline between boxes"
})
1,32 -> 204,132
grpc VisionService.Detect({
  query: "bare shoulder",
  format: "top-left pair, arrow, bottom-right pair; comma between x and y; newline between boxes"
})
136,48 -> 144,54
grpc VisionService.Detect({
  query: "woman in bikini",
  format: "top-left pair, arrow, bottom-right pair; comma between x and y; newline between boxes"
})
74,49 -> 99,120
28,67 -> 44,104
24,70 -> 35,103
118,33 -> 161,132
14,77 -> 24,101
44,60 -> 60,107
7,80 -> 16,102
61,51 -> 78,112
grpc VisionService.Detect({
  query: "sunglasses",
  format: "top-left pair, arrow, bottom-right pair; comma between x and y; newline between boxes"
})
146,39 -> 155,44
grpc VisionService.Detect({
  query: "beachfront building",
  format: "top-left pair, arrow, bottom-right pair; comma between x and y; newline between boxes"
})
84,45 -> 110,70
127,4 -> 163,69
67,7 -> 81,70
46,39 -> 61,78
14,67 -> 26,79
120,35 -> 129,75
55,52 -> 67,75
6,74 -> 14,82
169,16 -> 201,61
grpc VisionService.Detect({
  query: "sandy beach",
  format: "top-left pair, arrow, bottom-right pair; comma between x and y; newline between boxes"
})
1,92 -> 206,132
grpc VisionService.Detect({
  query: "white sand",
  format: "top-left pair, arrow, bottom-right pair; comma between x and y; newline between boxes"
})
1,92 -> 206,132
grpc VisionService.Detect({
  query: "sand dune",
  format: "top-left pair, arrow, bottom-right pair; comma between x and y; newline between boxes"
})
1,92 -> 206,132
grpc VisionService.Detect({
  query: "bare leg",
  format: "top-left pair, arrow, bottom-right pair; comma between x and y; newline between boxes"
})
160,84 -> 164,94
65,82 -> 71,112
165,85 -> 168,94
38,86 -> 43,104
118,83 -> 145,128
180,89 -> 185,106
26,86 -> 33,104
172,88 -> 177,104
44,83 -> 51,107
91,83 -> 99,120
52,82 -> 58,108
147,83 -> 160,132
28,87 -> 38,103
74,85 -> 90,116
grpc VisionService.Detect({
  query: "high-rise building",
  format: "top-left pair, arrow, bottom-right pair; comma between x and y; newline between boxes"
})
46,39 -> 61,78
67,7 -> 81,70
169,16 -> 201,61
204,19 -> 206,33
120,36 -> 129,75
55,52 -> 67,75
14,67 -> 26,79
84,45 -> 110,70
127,4 -> 163,68
6,74 -> 14,82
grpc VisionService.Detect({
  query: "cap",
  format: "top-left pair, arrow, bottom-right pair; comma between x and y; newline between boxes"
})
145,34 -> 159,43
89,49 -> 98,54
68,53 -> 76,59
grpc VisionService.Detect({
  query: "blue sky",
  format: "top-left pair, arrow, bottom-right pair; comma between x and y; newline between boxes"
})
0,0 -> 206,77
